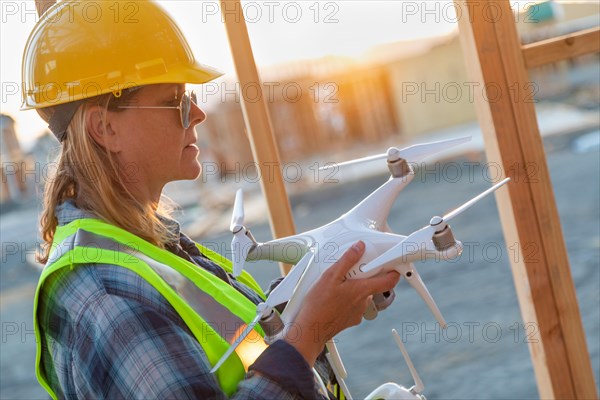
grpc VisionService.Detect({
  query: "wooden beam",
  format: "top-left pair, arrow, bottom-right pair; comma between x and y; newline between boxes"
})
523,27 -> 600,69
35,0 -> 56,17
454,1 -> 597,398
1,167 -> 11,204
220,0 -> 295,274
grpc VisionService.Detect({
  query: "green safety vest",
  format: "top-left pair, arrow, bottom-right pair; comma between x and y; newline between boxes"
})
33,218 -> 267,399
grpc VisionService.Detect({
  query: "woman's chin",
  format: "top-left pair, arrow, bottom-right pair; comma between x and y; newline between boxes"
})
178,162 -> 202,181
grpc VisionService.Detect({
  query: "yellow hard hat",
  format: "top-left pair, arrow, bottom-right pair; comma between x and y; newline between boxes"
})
21,0 -> 223,110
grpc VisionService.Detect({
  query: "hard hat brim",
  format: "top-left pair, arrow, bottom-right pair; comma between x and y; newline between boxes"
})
21,62 -> 224,111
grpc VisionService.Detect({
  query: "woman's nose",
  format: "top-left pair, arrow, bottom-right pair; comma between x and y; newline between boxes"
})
190,103 -> 207,127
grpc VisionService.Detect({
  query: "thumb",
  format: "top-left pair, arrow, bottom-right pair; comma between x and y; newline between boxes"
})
329,241 -> 366,281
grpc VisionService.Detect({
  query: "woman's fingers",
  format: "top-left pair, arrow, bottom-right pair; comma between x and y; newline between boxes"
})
362,270 -> 401,296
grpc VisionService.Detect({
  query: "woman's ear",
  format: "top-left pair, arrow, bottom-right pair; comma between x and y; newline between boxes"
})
86,104 -> 121,152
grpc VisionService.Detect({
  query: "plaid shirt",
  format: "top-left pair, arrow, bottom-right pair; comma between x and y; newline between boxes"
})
37,200 -> 331,399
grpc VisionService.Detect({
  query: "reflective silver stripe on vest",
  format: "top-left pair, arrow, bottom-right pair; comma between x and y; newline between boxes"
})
48,229 -> 247,343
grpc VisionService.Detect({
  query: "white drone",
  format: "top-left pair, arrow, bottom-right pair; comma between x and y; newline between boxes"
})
213,137 -> 510,398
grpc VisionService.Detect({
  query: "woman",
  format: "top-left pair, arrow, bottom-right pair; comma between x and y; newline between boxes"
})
23,1 -> 400,398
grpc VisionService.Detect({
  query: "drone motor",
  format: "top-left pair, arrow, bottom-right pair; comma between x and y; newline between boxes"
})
258,309 -> 285,343
386,147 -> 412,178
430,216 -> 457,251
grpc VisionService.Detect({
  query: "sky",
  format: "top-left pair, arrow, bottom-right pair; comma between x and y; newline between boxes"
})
1,0 -> 542,149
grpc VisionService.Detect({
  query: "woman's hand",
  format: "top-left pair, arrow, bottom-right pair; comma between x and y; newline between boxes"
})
284,241 -> 400,366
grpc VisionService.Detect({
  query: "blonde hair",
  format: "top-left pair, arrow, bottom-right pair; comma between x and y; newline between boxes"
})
37,92 -> 177,264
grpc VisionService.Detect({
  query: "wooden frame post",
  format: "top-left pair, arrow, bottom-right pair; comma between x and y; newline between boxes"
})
220,0 -> 295,274
34,0 -> 55,16
454,1 -> 597,398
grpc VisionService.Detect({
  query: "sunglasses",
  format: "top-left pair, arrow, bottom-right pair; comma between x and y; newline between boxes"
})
117,90 -> 198,129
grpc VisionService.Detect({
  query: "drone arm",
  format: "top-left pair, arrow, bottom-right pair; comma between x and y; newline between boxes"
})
247,238 -> 310,264
345,175 -> 415,229
359,226 -> 436,277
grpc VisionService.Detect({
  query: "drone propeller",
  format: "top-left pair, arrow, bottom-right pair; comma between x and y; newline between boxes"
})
211,251 -> 314,373
426,176 -> 511,239
320,136 -> 471,170
443,178 -> 510,221
230,189 -> 254,277
230,189 -> 245,232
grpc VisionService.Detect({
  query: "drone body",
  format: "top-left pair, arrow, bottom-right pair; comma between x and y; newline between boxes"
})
231,136 -> 485,328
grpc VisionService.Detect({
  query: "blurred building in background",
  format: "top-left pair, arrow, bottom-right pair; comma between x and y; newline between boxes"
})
1,113 -> 59,209
1,114 -> 28,206
197,0 -> 599,177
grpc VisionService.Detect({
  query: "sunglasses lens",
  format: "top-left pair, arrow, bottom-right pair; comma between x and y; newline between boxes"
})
181,92 -> 191,129
180,91 -> 197,129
